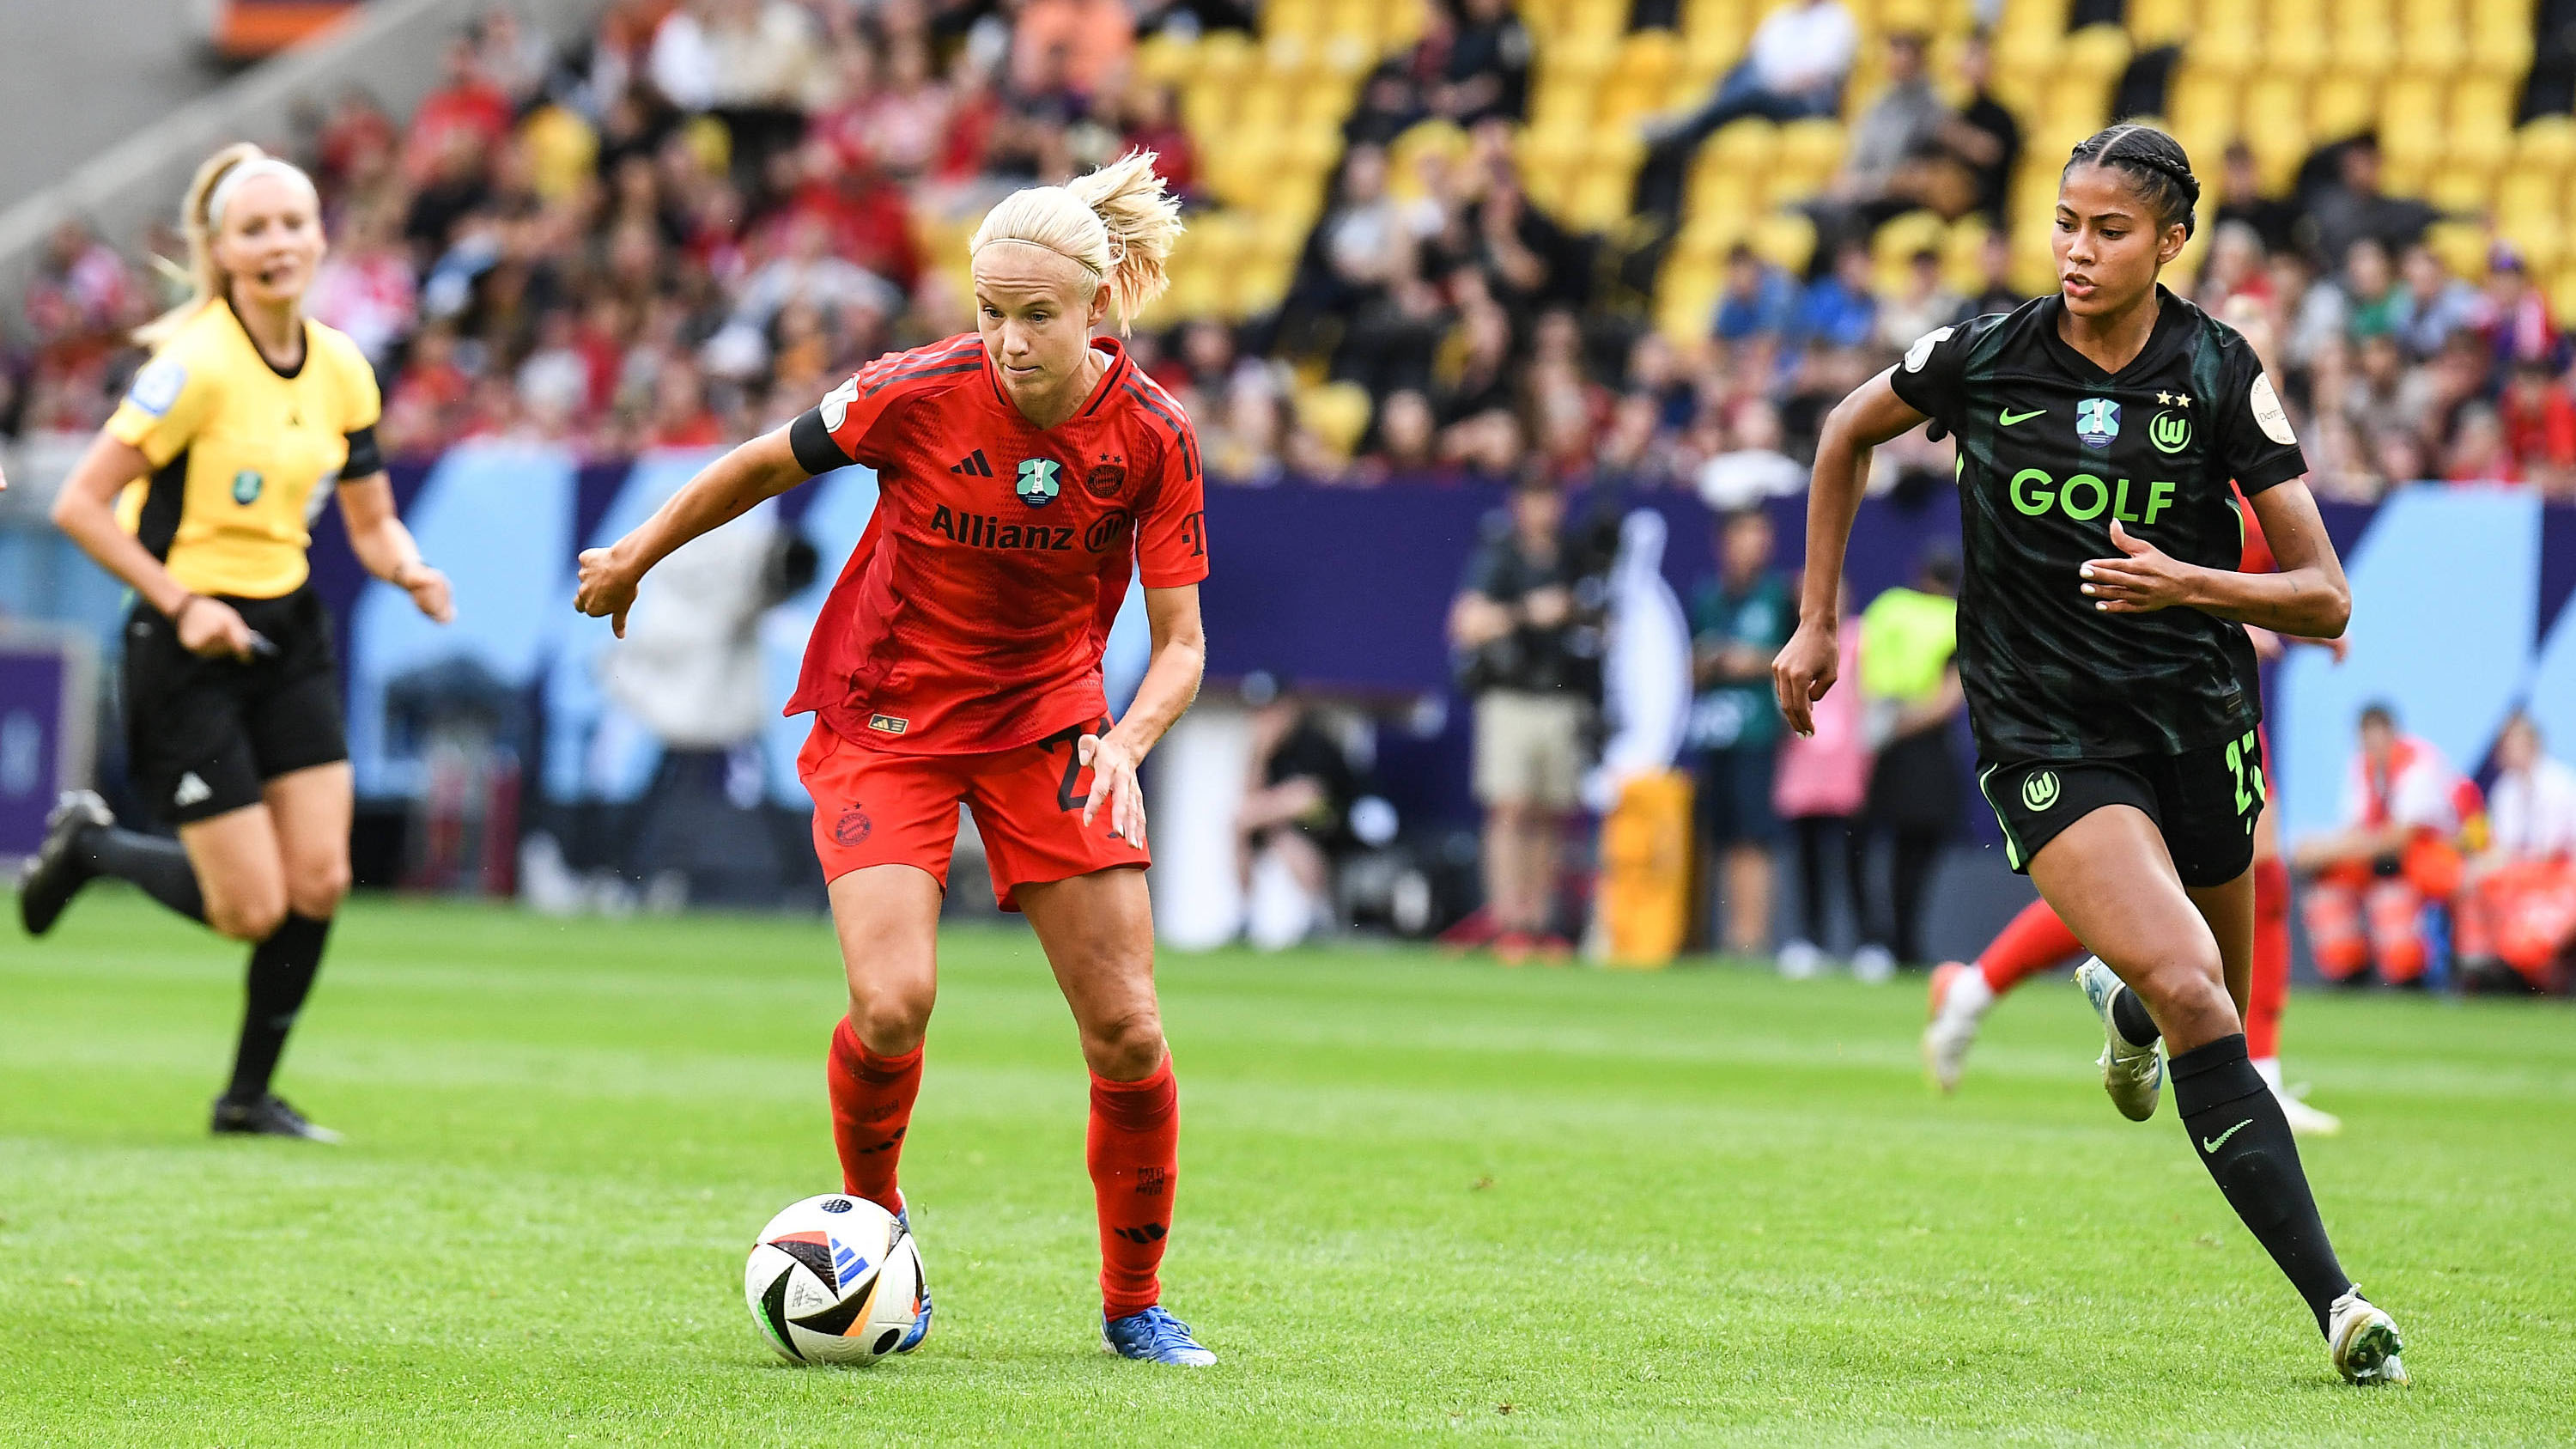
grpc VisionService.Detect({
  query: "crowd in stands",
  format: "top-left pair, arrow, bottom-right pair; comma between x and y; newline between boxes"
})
8,0 -> 2576,508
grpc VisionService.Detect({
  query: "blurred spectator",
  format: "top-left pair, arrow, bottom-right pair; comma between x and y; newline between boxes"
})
1877,248 -> 1963,352
2454,712 -> 2576,991
1796,242 -> 1880,350
2213,142 -> 2299,254
1853,551 -> 1962,981
1436,0 -> 1535,126
1713,243 -> 1801,346
1936,33 -> 2020,228
1959,230 -> 2024,319
1694,398 -> 1802,509
307,202 -> 420,369
2396,242 -> 2485,360
406,35 -> 517,181
1235,677 -> 1374,948
2293,702 -> 2468,986
2482,245 -> 2561,369
2300,136 -> 2440,267
2502,360 -> 2576,493
1686,509 -> 1794,958
1012,0 -> 1137,99
1771,575 -> 1869,977
1448,479 -> 1597,959
1634,0 -> 1856,221
1826,32 -> 1947,228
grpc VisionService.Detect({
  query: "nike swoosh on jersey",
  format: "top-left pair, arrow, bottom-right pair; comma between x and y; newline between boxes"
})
1999,407 -> 2046,425
2201,1119 -> 2252,1153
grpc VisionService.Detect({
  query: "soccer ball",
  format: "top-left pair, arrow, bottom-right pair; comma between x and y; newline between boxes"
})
743,1194 -> 928,1365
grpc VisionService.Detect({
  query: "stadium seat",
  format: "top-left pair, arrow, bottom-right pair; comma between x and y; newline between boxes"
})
1297,381 -> 1375,459
1747,209 -> 1817,275
1870,209 -> 1948,292
2126,0 -> 2192,47
2312,74 -> 2379,141
2425,217 -> 2492,278
2516,114 -> 2576,172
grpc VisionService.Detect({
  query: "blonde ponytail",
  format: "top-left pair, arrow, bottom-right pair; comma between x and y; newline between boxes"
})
969,150 -> 1183,334
137,143 -> 318,348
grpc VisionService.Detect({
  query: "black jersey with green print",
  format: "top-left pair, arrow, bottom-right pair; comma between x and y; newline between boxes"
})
1888,286 -> 2306,762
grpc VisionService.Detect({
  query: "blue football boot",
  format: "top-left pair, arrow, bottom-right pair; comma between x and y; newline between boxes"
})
894,1207 -> 931,1353
1102,1306 -> 1216,1367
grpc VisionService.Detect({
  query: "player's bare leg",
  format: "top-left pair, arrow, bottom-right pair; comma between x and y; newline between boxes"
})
824,864 -> 942,1211
2031,806 -> 2394,1373
1019,867 -> 1212,1366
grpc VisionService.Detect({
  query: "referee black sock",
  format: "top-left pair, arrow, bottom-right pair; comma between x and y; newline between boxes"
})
77,826 -> 205,923
225,913 -> 331,1104
2110,984 -> 2160,1047
2172,1033 -> 2352,1335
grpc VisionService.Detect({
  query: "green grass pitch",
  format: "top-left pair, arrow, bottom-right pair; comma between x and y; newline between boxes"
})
3,892 -> 2573,1446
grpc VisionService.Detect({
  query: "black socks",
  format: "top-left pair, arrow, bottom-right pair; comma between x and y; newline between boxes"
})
225,913 -> 332,1104
2111,983 -> 2160,1047
2171,1033 -> 2352,1334
77,826 -> 206,923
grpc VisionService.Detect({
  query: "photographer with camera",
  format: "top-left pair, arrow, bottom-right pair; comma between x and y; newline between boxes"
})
1446,478 -> 1611,961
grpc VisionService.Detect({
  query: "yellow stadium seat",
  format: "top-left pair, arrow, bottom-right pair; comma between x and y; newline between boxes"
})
1324,0 -> 1375,39
2042,74 -> 2113,138
1871,209 -> 1948,291
1532,78 -> 1599,131
1615,27 -> 1683,88
2329,26 -> 2397,82
2497,167 -> 2557,223
1134,34 -> 1196,86
2470,0 -> 2537,75
1705,116 -> 1780,170
1747,210 -> 1818,275
1564,167 -> 1639,228
1688,164 -> 1761,227
2168,68 -> 2240,142
2498,214 -> 2562,277
2378,77 -> 2445,169
1657,271 -> 1723,345
1564,0 -> 1626,39
2452,75 -> 2518,142
2311,74 -> 2378,141
1775,115 -> 1846,171
2395,0 -> 2469,76
1672,210 -> 1749,266
2517,115 -> 2576,173
2549,270 -> 2576,331
1520,125 -> 1589,179
2426,167 -> 2495,215
1267,0 -> 1324,39
1601,77 -> 1669,124
1545,28 -> 1619,89
1297,381 -> 1374,457
1880,0 -> 1941,32
1197,28 -> 1256,82
2424,219 -> 2490,279
2127,0 -> 2192,46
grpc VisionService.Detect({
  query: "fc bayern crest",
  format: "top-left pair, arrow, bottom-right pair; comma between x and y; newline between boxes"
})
1015,457 -> 1061,508
2075,398 -> 2120,449
1084,461 -> 1126,499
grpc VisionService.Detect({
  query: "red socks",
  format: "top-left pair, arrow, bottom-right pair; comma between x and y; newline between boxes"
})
826,1017 -> 922,1215
1088,1056 -> 1180,1319
2247,857 -> 2291,1062
1978,898 -> 2086,995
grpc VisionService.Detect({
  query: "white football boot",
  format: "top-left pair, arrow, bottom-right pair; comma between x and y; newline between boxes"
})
1921,961 -> 1993,1093
2074,957 -> 2162,1122
2328,1287 -> 2409,1385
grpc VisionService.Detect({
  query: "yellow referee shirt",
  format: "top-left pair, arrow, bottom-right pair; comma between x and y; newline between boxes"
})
106,300 -> 383,600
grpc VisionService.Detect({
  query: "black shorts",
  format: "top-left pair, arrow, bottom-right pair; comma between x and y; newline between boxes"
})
1976,729 -> 2267,889
1693,743 -> 1780,847
122,583 -> 347,825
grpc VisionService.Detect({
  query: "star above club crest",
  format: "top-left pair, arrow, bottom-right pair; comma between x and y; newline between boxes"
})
2156,391 -> 2171,405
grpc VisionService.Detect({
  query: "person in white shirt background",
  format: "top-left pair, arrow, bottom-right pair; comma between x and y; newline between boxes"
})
2455,711 -> 2576,990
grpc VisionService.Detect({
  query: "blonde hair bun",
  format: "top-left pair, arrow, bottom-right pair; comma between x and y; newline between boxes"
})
969,150 -> 1183,334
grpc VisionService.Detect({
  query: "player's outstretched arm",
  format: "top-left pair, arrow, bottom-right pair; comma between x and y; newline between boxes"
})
1080,583 -> 1206,848
1775,368 -> 1929,736
2079,479 -> 2350,638
575,427 -> 811,636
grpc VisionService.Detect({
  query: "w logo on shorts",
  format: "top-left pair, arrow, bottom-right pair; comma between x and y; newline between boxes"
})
2022,770 -> 2062,811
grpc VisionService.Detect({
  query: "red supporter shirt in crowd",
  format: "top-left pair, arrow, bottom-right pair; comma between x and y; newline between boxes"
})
785,333 -> 1209,756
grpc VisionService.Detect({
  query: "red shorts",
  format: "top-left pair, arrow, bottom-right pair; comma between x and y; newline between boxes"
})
798,717 -> 1150,910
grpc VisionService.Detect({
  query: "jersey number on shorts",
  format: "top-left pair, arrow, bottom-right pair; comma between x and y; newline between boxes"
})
2224,729 -> 2266,823
1040,721 -> 1111,812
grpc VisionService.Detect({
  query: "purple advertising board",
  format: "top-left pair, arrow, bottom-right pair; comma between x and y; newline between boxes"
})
0,635 -> 94,858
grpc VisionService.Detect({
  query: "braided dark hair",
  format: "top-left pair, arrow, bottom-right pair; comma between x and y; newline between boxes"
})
2063,123 -> 2201,240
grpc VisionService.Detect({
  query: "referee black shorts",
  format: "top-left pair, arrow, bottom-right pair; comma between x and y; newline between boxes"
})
122,582 -> 348,826
1976,729 -> 2269,889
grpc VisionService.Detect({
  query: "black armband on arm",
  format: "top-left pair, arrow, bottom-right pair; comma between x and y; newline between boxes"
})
788,408 -> 854,476
340,424 -> 384,480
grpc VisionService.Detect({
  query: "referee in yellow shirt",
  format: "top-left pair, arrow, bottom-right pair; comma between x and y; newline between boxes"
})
17,143 -> 453,1142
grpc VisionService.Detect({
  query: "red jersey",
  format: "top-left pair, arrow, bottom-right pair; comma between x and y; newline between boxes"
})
785,333 -> 1208,755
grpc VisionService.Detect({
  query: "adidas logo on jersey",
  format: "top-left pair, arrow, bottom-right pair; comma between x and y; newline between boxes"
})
949,449 -> 994,478
173,772 -> 212,808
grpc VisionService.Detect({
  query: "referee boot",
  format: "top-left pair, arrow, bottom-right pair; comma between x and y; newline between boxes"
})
17,790 -> 113,937
211,1093 -> 343,1143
